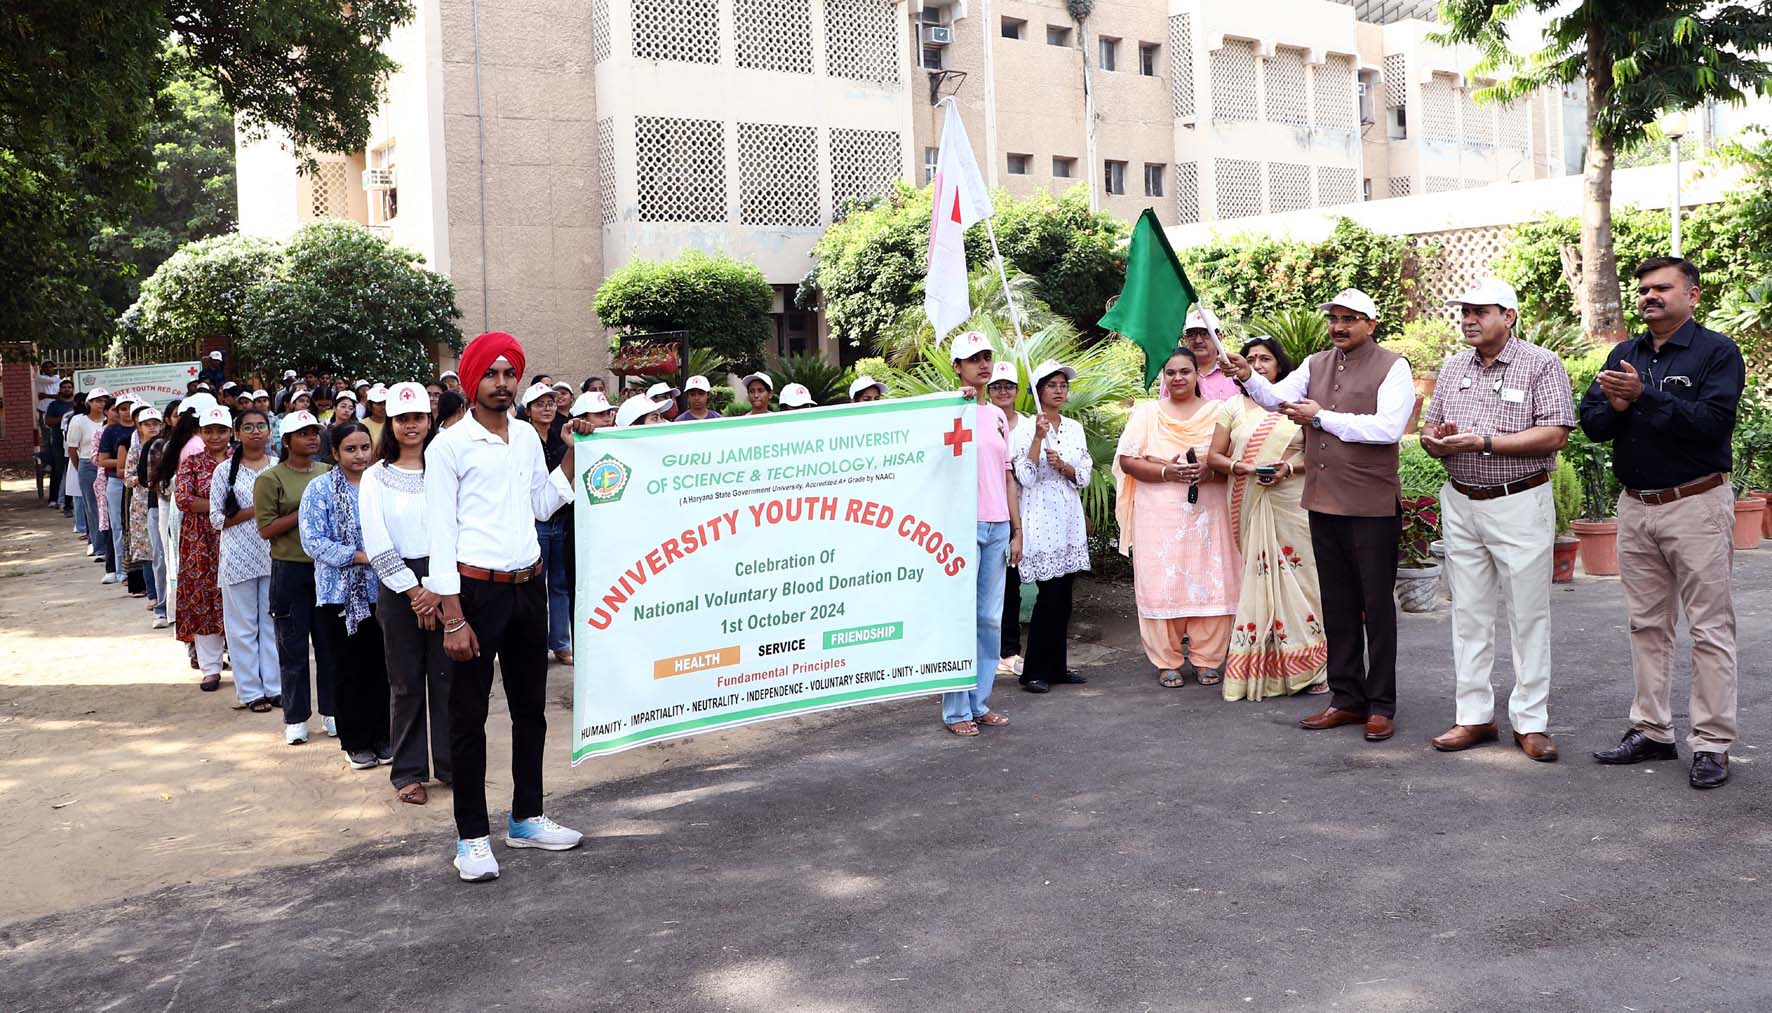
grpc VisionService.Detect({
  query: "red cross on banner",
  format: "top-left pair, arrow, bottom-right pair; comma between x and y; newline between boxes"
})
943,417 -> 973,457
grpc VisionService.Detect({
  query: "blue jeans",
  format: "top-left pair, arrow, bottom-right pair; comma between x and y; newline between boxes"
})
537,515 -> 571,653
77,461 -> 105,561
147,507 -> 168,618
105,476 -> 125,573
942,520 -> 1011,725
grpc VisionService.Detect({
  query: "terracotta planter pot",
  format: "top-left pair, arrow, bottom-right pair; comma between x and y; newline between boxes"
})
1753,491 -> 1772,537
1733,498 -> 1765,550
1570,519 -> 1619,577
1552,536 -> 1579,583
1405,375 -> 1436,435
1395,564 -> 1442,613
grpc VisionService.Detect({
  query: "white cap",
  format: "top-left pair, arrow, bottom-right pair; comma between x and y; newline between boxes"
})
949,329 -> 993,361
987,362 -> 1018,386
646,381 -> 682,402
114,393 -> 138,408
279,410 -> 321,438
353,378 -> 370,389
136,407 -> 164,424
1030,358 -> 1077,389
551,380 -> 574,393
366,383 -> 389,402
615,396 -> 664,428
570,391 -> 613,416
520,382 -> 553,407
1183,304 -> 1221,334
282,369 -> 298,380
684,375 -> 712,393
252,389 -> 269,399
206,351 -> 223,361
440,370 -> 459,381
848,375 -> 886,400
180,393 -> 217,417
740,372 -> 775,392
1319,287 -> 1380,320
87,386 -> 111,400
1445,277 -> 1519,312
198,405 -> 233,428
780,383 -> 816,408
332,390 -> 356,408
386,382 -> 430,416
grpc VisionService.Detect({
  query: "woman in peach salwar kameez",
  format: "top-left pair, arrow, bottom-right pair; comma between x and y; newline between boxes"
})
1113,347 -> 1241,688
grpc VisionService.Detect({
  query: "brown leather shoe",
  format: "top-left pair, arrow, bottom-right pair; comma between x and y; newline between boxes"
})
1363,714 -> 1395,741
1299,706 -> 1366,730
1514,731 -> 1559,762
1431,723 -> 1498,752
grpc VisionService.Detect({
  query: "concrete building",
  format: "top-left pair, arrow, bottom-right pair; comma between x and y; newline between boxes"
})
235,0 -> 1576,379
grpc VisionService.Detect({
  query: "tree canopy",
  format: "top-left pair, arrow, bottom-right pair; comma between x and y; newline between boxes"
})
593,250 -> 776,368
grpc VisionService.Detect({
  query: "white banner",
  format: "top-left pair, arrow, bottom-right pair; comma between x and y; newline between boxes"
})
73,362 -> 201,410
569,394 -> 983,761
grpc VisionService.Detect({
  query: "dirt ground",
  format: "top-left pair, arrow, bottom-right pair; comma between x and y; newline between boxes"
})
0,476 -> 1135,925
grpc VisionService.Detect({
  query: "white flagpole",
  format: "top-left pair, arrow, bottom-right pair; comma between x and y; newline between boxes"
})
981,216 -> 1034,384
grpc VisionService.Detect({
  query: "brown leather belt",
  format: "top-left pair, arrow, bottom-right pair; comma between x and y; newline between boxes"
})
458,561 -> 542,584
1625,472 -> 1725,506
1450,470 -> 1549,501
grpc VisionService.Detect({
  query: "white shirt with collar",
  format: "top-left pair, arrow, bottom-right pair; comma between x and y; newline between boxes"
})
422,409 -> 572,597
1241,348 -> 1415,445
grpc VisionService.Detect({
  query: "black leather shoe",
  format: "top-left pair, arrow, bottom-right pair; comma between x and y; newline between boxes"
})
1051,670 -> 1087,685
1690,751 -> 1729,789
1021,679 -> 1051,694
1592,729 -> 1679,765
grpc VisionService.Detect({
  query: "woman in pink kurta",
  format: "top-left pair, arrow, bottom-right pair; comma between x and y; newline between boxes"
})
1114,347 -> 1242,687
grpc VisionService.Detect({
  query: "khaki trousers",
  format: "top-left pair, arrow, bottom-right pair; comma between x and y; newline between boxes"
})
1140,615 -> 1233,670
1440,482 -> 1555,733
1616,480 -> 1737,753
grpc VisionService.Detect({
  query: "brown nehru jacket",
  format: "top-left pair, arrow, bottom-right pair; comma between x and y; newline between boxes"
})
1300,342 -> 1404,517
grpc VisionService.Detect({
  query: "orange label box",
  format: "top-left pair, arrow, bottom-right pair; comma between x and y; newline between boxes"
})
652,646 -> 742,680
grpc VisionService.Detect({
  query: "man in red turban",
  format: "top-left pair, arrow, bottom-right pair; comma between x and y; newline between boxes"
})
422,329 -> 593,882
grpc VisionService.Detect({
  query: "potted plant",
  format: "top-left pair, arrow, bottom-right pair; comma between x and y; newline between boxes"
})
1551,458 -> 1581,582
1565,430 -> 1619,576
1396,495 -> 1443,612
1730,386 -> 1772,541
1383,319 -> 1461,435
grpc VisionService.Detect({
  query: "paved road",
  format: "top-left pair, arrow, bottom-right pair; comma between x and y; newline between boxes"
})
5,556 -> 1771,1012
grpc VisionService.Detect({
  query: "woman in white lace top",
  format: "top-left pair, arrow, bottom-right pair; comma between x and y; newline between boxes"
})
208,408 -> 280,711
1009,359 -> 1093,693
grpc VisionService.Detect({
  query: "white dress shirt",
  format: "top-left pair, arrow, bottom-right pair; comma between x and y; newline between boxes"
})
360,461 -> 430,594
1242,350 -> 1414,445
422,410 -> 572,596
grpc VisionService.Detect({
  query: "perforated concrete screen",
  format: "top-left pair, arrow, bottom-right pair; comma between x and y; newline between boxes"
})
592,0 -> 611,63
1318,165 -> 1358,206
1168,14 -> 1194,119
830,127 -> 901,219
1267,162 -> 1311,213
825,0 -> 899,88
1216,158 -> 1262,219
1383,53 -> 1407,109
1211,40 -> 1258,123
632,0 -> 721,64
737,0 -> 814,74
309,162 -> 349,219
738,122 -> 821,226
1265,47 -> 1309,127
597,118 -> 618,225
1176,161 -> 1199,223
1422,75 -> 1457,144
635,116 -> 727,222
1315,54 -> 1356,133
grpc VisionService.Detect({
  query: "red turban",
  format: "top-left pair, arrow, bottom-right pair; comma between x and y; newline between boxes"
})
457,331 -> 527,395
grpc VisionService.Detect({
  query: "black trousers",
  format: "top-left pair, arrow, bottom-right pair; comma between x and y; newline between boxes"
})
1021,573 -> 1075,682
1000,565 -> 1023,657
316,604 -> 389,754
1308,510 -> 1401,718
448,575 -> 549,840
270,560 -> 336,724
379,558 -> 452,788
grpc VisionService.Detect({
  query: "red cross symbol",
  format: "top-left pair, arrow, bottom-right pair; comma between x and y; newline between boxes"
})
186,366 -> 198,376
943,417 -> 973,457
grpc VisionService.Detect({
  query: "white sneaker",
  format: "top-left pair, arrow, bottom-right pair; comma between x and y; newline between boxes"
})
454,837 -> 500,882
323,715 -> 338,737
100,572 -> 118,584
285,722 -> 308,745
151,616 -> 170,629
505,814 -> 583,852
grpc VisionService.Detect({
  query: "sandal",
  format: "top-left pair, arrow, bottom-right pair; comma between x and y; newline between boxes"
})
397,782 -> 429,805
1196,665 -> 1224,686
199,674 -> 221,692
1306,681 -> 1331,695
944,720 -> 979,737
248,698 -> 275,713
975,711 -> 1009,727
1158,669 -> 1185,688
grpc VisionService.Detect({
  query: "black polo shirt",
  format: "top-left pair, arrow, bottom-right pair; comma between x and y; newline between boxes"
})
1578,317 -> 1745,490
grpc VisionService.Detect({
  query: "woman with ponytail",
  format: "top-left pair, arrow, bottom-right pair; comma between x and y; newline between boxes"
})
209,407 -> 281,711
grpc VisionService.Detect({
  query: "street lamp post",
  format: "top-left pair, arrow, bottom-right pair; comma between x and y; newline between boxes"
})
1659,109 -> 1691,257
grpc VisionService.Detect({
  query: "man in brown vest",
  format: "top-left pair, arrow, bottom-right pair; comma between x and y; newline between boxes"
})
1228,288 -> 1414,741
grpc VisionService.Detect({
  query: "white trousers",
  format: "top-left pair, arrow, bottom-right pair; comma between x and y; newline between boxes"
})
1440,481 -> 1555,733
193,633 -> 226,677
222,576 -> 281,705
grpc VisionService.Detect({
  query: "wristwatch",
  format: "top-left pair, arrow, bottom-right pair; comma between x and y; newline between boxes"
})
1310,415 -> 1323,430
1482,436 -> 1493,456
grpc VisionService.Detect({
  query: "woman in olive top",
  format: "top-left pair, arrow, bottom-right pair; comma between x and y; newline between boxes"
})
255,410 -> 334,745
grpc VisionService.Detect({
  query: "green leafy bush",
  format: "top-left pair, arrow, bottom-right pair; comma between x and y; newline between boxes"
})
1245,308 -> 1330,368
1731,384 -> 1772,495
1564,428 -> 1619,520
1551,458 -> 1582,535
1398,436 -> 1448,499
1384,318 -> 1462,377
120,232 -> 280,362
1178,218 -> 1417,334
593,250 -> 774,368
766,352 -> 852,406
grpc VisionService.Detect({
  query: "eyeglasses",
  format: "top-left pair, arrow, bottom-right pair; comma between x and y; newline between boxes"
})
239,423 -> 270,433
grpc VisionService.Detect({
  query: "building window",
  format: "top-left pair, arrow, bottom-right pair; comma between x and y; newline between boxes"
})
1104,159 -> 1127,195
924,146 -> 939,184
922,45 -> 943,69
1006,153 -> 1030,175
1362,178 -> 1373,202
1002,17 -> 1025,40
1139,43 -> 1158,76
1052,156 -> 1076,178
1099,37 -> 1118,71
1143,163 -> 1164,197
1046,25 -> 1070,47
371,143 -> 398,224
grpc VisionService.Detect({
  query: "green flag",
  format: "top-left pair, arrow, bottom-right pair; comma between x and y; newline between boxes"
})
1098,208 -> 1197,387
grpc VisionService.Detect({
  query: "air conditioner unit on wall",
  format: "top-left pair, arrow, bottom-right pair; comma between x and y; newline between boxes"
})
925,25 -> 953,45
362,168 -> 396,190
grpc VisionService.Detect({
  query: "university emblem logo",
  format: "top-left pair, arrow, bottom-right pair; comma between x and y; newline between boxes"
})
584,454 -> 631,505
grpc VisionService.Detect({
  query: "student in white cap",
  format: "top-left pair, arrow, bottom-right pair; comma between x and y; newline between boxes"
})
779,383 -> 816,411
209,405 -> 282,712
1420,277 -> 1575,762
95,393 -> 139,584
1227,287 -> 1413,743
439,369 -> 462,395
984,361 -> 1027,677
1012,359 -> 1092,694
645,382 -> 682,421
1183,304 -> 1242,401
740,371 -> 774,416
675,375 -> 720,421
363,383 -> 390,444
361,381 -> 452,803
848,376 -> 887,403
522,382 -> 576,666
128,405 -> 173,628
68,388 -> 110,552
551,380 -> 575,414
175,405 -> 235,692
256,409 -> 336,744
615,394 -> 666,428
198,350 -> 225,388
942,329 -> 1021,737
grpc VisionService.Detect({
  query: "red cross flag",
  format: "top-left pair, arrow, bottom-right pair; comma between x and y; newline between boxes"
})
924,97 -> 993,342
